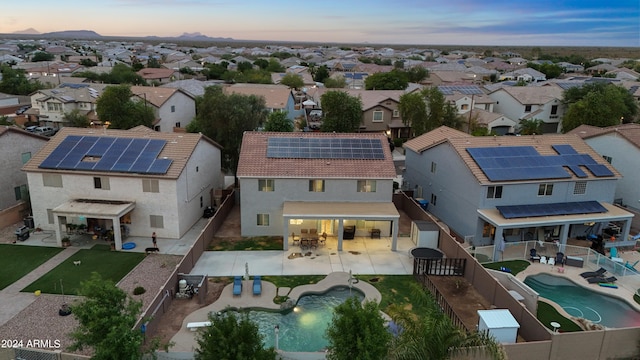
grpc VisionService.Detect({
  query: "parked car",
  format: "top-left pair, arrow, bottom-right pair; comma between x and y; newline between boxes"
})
33,126 -> 56,137
25,125 -> 38,132
15,105 -> 31,115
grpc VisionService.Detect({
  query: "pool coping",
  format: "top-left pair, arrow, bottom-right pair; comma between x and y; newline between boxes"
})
170,271 -> 382,352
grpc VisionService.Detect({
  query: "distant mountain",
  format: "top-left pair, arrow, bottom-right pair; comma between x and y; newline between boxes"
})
175,32 -> 233,41
41,30 -> 102,38
13,28 -> 39,35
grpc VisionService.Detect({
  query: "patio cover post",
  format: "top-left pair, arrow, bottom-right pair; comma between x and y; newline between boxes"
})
391,220 -> 399,251
282,219 -> 290,251
337,220 -> 344,251
112,216 -> 123,250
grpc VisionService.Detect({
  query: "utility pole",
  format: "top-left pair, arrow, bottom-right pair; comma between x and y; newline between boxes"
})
467,93 -> 475,134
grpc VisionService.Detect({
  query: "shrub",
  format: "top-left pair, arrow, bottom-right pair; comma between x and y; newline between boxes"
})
133,286 -> 146,295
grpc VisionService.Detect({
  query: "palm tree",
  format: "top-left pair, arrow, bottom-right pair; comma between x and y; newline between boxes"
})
388,283 -> 506,360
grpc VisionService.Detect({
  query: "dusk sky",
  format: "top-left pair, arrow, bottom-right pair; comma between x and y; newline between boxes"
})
2,0 -> 638,47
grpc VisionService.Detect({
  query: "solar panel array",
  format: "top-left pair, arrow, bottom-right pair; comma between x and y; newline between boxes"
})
437,85 -> 484,95
466,144 -> 614,181
266,137 -> 385,160
39,135 -> 172,175
497,201 -> 607,219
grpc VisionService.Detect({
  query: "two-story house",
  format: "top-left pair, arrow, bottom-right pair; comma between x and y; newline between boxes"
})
488,86 -> 565,133
28,83 -> 109,128
569,123 -> 640,212
236,131 -> 400,251
22,126 -> 222,250
404,126 -> 634,260
130,86 -> 196,132
223,84 -> 300,122
0,127 -> 48,220
136,68 -> 177,84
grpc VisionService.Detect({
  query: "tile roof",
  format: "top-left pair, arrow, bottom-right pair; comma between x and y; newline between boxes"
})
22,126 -> 221,179
236,132 -> 396,179
130,86 -> 182,107
136,68 -> 176,79
405,126 -> 620,183
569,123 -> 640,150
223,84 -> 292,110
0,126 -> 49,141
490,86 -> 563,105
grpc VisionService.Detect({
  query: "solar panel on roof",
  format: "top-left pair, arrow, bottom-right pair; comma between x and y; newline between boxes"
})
266,137 -> 385,160
39,135 -> 170,175
497,201 -> 607,219
467,145 -> 613,182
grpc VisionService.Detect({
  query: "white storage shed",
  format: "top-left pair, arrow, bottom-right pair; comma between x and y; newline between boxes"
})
477,309 -> 520,343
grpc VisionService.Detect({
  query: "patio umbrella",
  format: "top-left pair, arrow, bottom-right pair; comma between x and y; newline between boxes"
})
244,262 -> 249,281
302,100 -> 316,106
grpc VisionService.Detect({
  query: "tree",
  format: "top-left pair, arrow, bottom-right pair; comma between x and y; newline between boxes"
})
517,118 -> 543,135
96,85 -> 154,129
263,111 -> 293,132
324,76 -> 347,88
314,65 -> 330,83
237,61 -> 254,73
364,70 -> 408,90
31,51 -> 55,62
279,73 -> 304,89
146,57 -> 161,68
195,311 -> 277,360
399,92 -> 428,137
325,297 -> 391,360
266,58 -> 285,73
79,58 -> 98,67
388,283 -> 505,360
561,82 -> 638,132
320,91 -> 363,132
405,66 -> 429,83
0,65 -> 44,95
69,273 -> 145,360
424,87 -> 446,130
64,109 -> 90,127
192,86 -> 267,174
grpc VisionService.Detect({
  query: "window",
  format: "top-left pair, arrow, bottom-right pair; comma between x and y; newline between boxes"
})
461,104 -> 469,110
309,180 -> 325,192
574,181 -> 587,195
21,152 -> 31,164
430,161 -> 437,173
538,183 -> 553,196
257,213 -> 270,226
196,166 -> 199,172
14,184 -> 27,201
154,125 -> 161,131
603,155 -> 612,164
430,193 -> 437,206
524,105 -> 532,112
94,176 -> 110,190
142,179 -> 159,193
175,122 -> 181,128
47,209 -> 54,224
150,215 -> 164,228
200,196 -> 203,208
487,185 -> 503,199
357,180 -> 376,192
372,111 -> 384,122
259,179 -> 275,192
551,105 -> 558,115
171,105 -> 175,113
43,173 -> 63,188
392,109 -> 399,117
46,102 -> 61,112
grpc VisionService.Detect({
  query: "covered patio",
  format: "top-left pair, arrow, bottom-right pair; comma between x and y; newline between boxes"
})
282,201 -> 400,251
52,199 -> 135,250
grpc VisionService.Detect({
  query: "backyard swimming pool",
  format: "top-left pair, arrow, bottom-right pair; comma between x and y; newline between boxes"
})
524,273 -> 640,328
227,287 -> 364,352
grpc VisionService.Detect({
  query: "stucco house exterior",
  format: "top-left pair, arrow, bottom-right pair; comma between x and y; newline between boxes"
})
27,83 -> 108,128
569,123 -> 640,212
0,127 -> 48,211
488,86 -> 565,133
236,131 -> 400,251
130,86 -> 196,132
223,84 -> 300,121
403,126 -> 634,260
22,126 -> 222,250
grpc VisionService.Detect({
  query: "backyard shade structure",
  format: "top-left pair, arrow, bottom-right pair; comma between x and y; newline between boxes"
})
477,309 -> 520,343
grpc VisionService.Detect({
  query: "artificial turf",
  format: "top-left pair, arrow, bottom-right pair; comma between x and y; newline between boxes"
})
0,244 -> 64,290
22,244 -> 145,295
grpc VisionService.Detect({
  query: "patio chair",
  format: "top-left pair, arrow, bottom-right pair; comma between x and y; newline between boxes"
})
625,260 -> 639,271
310,239 -> 318,250
580,267 -> 607,278
320,232 -> 327,245
309,228 -> 318,235
291,232 -> 300,246
300,239 -> 310,250
233,276 -> 242,296
555,252 -> 565,266
540,256 -> 548,264
587,276 -> 617,284
530,249 -> 541,263
300,228 -> 309,236
253,276 -> 262,296
610,247 -> 618,258
548,257 -> 555,266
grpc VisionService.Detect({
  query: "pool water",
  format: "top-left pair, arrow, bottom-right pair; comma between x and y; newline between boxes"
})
232,287 -> 364,352
524,273 -> 640,328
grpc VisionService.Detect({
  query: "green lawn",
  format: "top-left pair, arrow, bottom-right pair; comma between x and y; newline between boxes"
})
483,260 -> 530,275
536,301 -> 583,332
209,237 -> 283,251
22,244 -> 145,295
360,275 -> 430,315
0,244 -> 64,290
